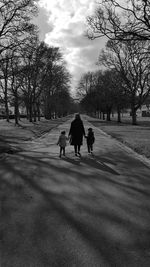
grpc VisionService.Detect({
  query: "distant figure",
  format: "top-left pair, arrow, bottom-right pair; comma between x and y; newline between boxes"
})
57,130 -> 68,158
69,113 -> 85,156
86,127 -> 95,154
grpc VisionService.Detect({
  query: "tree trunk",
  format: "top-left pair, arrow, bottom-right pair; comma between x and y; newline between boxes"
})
4,94 -> 9,122
117,106 -> 121,123
33,104 -> 37,122
37,103 -> 40,121
33,110 -> 36,122
131,108 -> 137,125
29,98 -> 33,122
29,106 -> 32,122
14,93 -> 19,125
44,96 -> 52,119
45,103 -> 52,119
26,106 -> 29,120
106,111 -> 111,121
131,95 -> 137,125
4,80 -> 9,122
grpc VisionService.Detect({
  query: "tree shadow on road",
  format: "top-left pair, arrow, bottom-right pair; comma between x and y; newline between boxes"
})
1,151 -> 150,266
81,156 -> 120,175
62,155 -> 120,175
92,154 -> 117,166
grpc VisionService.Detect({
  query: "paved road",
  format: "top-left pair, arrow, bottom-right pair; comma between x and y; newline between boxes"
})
1,115 -> 150,267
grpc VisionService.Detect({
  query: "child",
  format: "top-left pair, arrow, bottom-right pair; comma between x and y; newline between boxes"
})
86,128 -> 95,154
57,131 -> 68,158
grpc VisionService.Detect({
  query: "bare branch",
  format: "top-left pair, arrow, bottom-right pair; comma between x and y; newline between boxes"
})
87,0 -> 150,41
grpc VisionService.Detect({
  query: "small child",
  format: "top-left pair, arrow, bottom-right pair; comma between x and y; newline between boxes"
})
57,131 -> 68,158
86,128 -> 95,154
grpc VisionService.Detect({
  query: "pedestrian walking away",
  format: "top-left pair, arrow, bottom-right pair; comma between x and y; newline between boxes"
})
57,130 -> 68,158
85,127 -> 95,154
68,113 -> 85,157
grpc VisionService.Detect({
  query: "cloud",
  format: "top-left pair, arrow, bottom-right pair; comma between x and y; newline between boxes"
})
34,7 -> 53,40
37,0 -> 106,92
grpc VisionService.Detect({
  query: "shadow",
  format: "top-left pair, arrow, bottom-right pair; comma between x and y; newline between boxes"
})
92,155 -> 117,166
62,156 -> 81,166
1,148 -> 150,266
21,150 -> 120,176
81,156 -> 120,175
0,135 -> 30,143
62,154 -> 118,174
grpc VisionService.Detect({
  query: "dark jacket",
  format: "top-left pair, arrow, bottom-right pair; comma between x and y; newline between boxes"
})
86,131 -> 95,145
69,118 -> 85,145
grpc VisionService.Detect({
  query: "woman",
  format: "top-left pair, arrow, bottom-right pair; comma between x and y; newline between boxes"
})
69,113 -> 85,156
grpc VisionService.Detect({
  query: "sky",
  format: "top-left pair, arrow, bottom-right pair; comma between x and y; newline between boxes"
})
36,0 -> 106,95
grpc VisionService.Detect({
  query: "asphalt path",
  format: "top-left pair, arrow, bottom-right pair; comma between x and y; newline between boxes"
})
1,115 -> 150,267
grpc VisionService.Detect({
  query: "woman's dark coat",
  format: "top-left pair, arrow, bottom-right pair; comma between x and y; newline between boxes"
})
69,118 -> 85,145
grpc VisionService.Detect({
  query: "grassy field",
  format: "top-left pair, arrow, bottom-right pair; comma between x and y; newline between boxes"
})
0,116 -> 70,154
88,114 -> 150,159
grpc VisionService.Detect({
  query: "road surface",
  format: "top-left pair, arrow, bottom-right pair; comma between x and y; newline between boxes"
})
1,115 -> 150,267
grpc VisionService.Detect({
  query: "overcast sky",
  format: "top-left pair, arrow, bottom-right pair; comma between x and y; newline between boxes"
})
36,0 -> 106,95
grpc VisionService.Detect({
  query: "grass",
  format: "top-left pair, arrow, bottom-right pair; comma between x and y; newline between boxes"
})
0,116 -> 70,154
88,114 -> 150,159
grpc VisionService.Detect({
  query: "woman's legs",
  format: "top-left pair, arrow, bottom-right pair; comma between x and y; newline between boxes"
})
77,145 -> 81,155
74,145 -> 77,155
74,144 -> 81,156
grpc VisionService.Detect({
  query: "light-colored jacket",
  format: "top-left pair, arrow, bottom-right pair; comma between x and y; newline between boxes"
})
57,134 -> 68,147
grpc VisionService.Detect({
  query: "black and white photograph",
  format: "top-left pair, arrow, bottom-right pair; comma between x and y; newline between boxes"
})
1,0 -> 150,266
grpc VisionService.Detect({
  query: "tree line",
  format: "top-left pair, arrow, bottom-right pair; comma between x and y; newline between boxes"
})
0,0 -> 76,124
77,0 -> 150,125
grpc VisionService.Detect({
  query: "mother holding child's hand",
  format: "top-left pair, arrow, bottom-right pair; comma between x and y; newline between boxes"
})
68,113 -> 85,157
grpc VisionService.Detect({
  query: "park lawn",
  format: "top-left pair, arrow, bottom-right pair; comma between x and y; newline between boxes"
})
0,116 -> 70,154
88,115 -> 150,159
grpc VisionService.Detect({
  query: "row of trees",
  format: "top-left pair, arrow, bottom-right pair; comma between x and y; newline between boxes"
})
77,39 -> 150,124
77,69 -> 129,123
77,0 -> 150,125
0,0 -> 75,124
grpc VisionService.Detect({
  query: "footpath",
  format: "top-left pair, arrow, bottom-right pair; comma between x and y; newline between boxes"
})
1,115 -> 150,267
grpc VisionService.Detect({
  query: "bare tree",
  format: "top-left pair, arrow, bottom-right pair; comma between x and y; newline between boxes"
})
0,52 -> 11,121
87,0 -> 150,41
0,0 -> 38,55
78,70 -> 116,120
76,72 -> 97,100
98,40 -> 150,124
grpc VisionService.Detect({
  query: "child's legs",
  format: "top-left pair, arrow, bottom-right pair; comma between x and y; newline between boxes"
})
60,147 -> 63,155
62,147 -> 65,155
87,144 -> 90,153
